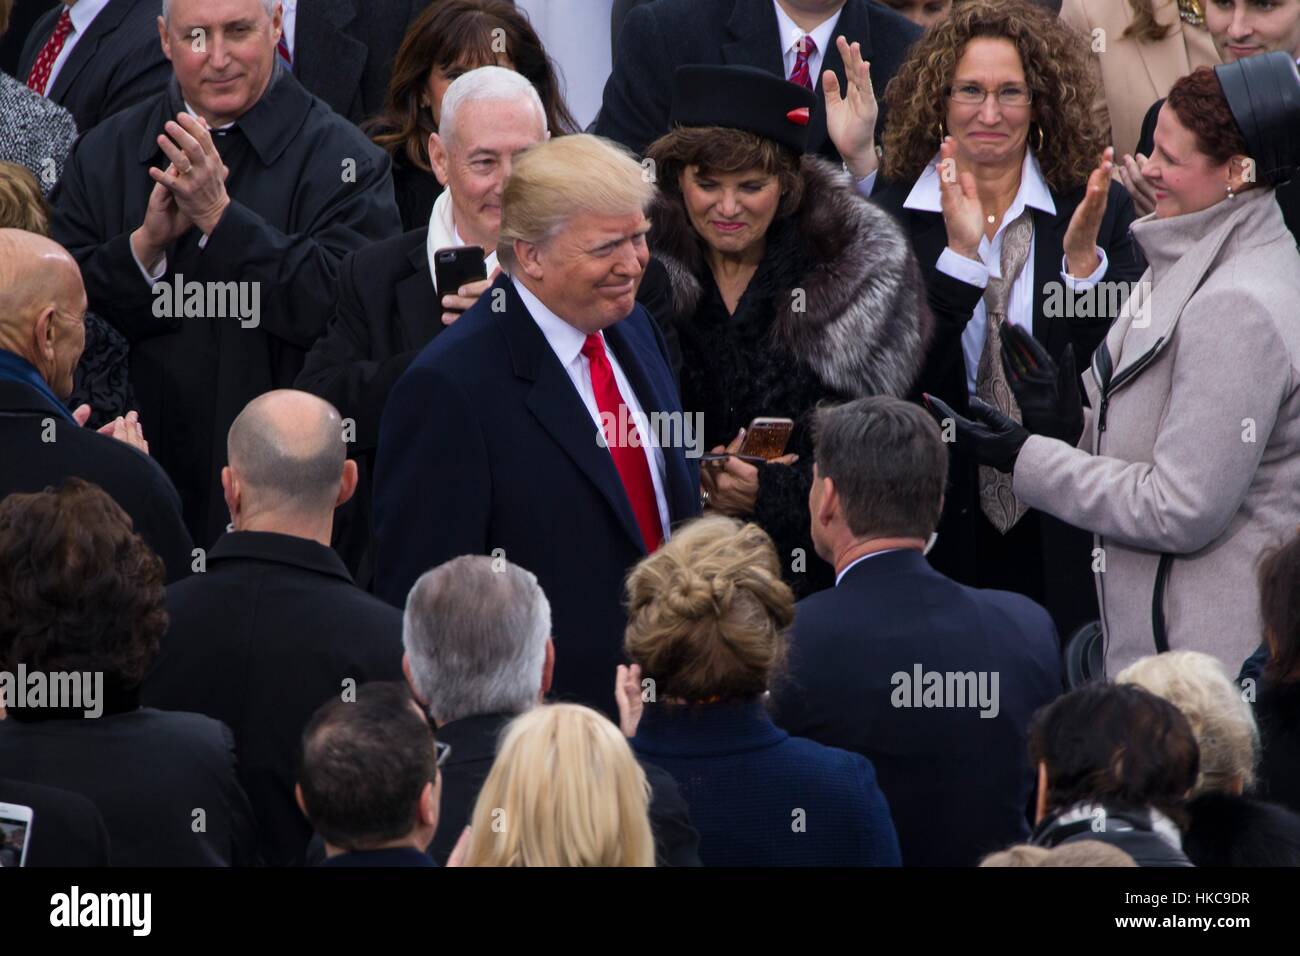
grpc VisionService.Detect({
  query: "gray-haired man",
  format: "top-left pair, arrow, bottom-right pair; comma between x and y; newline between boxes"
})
402,554 -> 701,867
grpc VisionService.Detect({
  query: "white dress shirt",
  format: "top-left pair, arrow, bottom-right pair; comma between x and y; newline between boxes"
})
902,148 -> 1108,393
42,0 -> 112,94
512,276 -> 672,544
279,0 -> 298,58
835,548 -> 904,586
772,0 -> 842,88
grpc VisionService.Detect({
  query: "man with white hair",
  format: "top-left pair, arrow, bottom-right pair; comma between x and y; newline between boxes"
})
374,134 -> 701,717
297,65 -> 549,582
143,388 -> 404,866
50,0 -> 401,550
400,555 -> 700,866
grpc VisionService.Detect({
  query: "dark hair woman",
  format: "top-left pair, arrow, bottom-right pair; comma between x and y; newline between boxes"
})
0,479 -> 256,866
934,55 -> 1300,683
638,62 -> 931,599
368,0 -> 578,229
869,0 -> 1144,638
1254,529 -> 1300,818
1028,683 -> 1199,866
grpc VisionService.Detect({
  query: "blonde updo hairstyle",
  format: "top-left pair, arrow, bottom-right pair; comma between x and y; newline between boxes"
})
623,515 -> 794,702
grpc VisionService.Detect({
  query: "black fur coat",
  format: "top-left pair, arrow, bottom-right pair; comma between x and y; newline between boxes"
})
639,156 -> 932,596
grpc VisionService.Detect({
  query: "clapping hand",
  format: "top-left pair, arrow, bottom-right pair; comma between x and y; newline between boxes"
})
1118,152 -> 1157,217
615,663 -> 644,738
149,113 -> 231,236
1062,147 -> 1113,278
936,136 -> 984,261
1000,325 -> 1084,446
824,36 -> 878,179
73,405 -> 150,455
922,393 -> 1028,474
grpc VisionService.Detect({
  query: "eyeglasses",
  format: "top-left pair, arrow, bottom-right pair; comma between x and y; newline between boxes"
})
435,740 -> 452,769
947,84 -> 1033,107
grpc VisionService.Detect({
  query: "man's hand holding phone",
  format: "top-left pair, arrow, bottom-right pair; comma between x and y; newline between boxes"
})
440,267 -> 501,325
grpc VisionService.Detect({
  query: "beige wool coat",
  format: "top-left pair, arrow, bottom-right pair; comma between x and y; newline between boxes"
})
1060,0 -> 1219,158
1014,188 -> 1300,675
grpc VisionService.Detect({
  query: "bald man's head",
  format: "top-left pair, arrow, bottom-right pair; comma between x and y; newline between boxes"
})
0,229 -> 86,399
226,390 -> 349,521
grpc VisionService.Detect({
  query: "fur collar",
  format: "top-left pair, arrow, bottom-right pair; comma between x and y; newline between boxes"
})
650,156 -> 931,398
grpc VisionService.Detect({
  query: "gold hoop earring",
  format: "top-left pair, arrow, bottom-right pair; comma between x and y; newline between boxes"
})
1034,123 -> 1045,152
937,120 -> 947,145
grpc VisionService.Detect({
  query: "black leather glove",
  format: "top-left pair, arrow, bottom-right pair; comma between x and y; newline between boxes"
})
1000,325 -> 1085,446
923,393 -> 1029,474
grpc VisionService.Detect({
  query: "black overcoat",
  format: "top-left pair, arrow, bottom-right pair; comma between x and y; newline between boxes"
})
51,66 -> 402,546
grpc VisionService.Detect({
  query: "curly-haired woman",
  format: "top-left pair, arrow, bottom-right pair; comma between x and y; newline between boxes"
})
869,0 -> 1145,636
931,56 -> 1300,679
0,479 -> 257,866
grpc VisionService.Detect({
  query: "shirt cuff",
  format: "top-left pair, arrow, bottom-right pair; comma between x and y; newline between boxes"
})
853,168 -> 879,198
937,247 -> 989,289
1060,247 -> 1108,289
132,243 -> 167,285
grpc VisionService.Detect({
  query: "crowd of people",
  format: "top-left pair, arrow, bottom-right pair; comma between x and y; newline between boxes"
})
0,0 -> 1298,869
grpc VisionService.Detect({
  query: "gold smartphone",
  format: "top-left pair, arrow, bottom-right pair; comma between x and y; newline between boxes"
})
739,417 -> 795,460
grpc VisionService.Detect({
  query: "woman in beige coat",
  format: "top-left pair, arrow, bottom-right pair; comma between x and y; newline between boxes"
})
1060,0 -> 1219,157
926,55 -> 1300,676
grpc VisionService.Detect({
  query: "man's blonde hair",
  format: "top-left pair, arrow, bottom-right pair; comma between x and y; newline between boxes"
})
1117,651 -> 1259,795
462,703 -> 655,866
497,134 -> 653,270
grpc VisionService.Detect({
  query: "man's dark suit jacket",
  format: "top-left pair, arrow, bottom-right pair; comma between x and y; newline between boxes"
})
770,549 -> 1063,866
431,711 -> 701,866
1137,97 -> 1299,243
0,777 -> 111,866
372,274 -> 701,714
0,707 -> 258,866
17,0 -> 169,133
142,531 -> 404,866
0,379 -> 193,583
320,846 -> 437,866
295,228 -> 441,584
871,178 -> 1143,636
595,0 -> 921,161
293,0 -> 425,124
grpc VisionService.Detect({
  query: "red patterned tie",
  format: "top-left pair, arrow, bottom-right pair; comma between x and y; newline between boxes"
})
26,9 -> 74,96
788,34 -> 816,90
581,333 -> 663,553
276,35 -> 293,66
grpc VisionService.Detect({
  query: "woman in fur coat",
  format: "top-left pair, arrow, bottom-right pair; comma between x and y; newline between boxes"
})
637,64 -> 931,597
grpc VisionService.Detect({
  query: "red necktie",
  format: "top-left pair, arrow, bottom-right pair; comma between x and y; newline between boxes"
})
788,34 -> 817,90
581,333 -> 663,553
277,35 -> 293,67
26,9 -> 74,96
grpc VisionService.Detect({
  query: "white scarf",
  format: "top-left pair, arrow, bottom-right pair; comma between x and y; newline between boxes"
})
426,188 -> 499,292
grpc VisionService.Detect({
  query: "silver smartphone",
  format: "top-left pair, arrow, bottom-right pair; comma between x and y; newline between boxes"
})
0,802 -> 33,867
